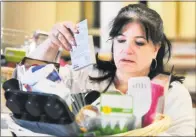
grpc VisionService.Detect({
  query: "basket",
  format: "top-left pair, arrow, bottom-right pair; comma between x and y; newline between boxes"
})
1,67 -> 15,83
113,113 -> 171,136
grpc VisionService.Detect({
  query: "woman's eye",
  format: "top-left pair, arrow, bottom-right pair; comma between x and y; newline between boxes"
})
117,39 -> 126,43
135,41 -> 145,46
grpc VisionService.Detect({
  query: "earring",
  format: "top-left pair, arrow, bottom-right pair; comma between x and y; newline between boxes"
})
151,58 -> 157,71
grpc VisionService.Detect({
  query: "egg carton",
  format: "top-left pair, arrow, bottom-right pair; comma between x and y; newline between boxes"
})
3,81 -> 80,136
4,89 -> 75,125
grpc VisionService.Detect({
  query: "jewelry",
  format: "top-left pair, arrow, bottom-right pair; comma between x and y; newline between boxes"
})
151,58 -> 157,71
55,31 -> 60,39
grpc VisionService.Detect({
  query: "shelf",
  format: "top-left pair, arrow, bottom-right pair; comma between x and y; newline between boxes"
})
88,29 -> 195,42
88,28 -> 100,36
169,37 -> 195,43
166,57 -> 196,70
97,53 -> 196,70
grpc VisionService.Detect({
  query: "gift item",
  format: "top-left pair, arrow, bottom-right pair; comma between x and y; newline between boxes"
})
3,88 -> 75,122
142,82 -> 164,127
20,57 -> 60,71
100,93 -> 134,131
4,47 -> 26,63
20,64 -> 56,86
77,93 -> 136,135
143,73 -> 171,127
127,77 -> 152,128
19,64 -> 72,109
76,105 -> 100,132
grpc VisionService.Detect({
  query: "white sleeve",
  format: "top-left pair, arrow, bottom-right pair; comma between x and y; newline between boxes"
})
158,82 -> 195,136
28,39 -> 59,62
59,65 -> 100,93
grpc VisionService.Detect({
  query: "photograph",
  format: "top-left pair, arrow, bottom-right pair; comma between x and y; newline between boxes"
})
1,1 -> 195,136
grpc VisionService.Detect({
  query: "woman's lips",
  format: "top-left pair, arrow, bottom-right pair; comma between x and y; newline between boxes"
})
120,59 -> 135,63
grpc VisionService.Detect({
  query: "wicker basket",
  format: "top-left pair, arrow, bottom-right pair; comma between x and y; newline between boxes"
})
113,113 -> 171,136
1,67 -> 14,82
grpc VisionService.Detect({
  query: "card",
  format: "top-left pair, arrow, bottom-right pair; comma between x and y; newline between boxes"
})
70,19 -> 96,71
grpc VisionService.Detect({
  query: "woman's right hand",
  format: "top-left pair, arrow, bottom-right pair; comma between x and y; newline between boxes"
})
47,21 -> 79,51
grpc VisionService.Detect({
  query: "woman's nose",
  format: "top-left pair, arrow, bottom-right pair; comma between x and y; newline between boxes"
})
124,41 -> 135,54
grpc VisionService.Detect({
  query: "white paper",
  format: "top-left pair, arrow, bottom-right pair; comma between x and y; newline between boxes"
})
21,64 -> 56,86
70,19 -> 96,71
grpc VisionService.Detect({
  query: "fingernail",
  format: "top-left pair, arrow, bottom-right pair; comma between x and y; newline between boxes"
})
70,40 -> 77,46
76,30 -> 79,34
69,41 -> 74,46
73,40 -> 77,46
73,29 -> 79,34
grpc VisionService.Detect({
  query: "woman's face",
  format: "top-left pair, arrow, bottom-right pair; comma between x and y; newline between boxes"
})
113,22 -> 160,75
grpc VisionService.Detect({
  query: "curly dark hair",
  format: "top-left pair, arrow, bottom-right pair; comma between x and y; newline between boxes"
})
90,4 -> 184,92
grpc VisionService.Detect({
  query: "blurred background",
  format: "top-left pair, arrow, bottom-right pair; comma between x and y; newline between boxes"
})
1,1 -> 195,135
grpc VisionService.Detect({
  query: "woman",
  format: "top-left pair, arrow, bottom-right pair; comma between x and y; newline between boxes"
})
29,4 -> 194,136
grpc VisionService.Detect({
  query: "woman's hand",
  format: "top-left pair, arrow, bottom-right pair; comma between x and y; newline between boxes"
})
47,21 -> 79,51
28,21 -> 79,61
